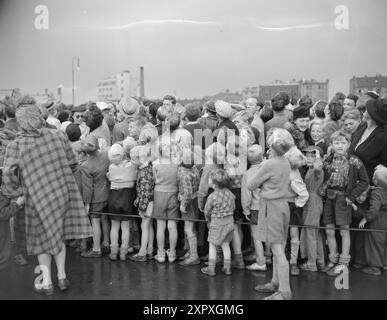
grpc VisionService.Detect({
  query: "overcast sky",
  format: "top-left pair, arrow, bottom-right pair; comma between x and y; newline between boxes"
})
1,0 -> 387,103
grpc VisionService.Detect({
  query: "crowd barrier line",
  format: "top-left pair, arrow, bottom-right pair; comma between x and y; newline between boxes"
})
90,211 -> 387,233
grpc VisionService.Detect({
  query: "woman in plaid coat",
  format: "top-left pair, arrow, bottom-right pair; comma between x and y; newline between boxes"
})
2,96 -> 92,295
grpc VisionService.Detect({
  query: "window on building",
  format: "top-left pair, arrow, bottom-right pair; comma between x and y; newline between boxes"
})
121,94 -> 124,98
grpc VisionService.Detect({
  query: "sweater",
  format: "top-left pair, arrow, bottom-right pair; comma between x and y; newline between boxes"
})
287,169 -> 309,207
246,157 -> 291,201
81,151 -> 110,203
204,188 -> 235,219
241,163 -> 261,215
107,160 -> 137,189
152,159 -> 179,192
177,165 -> 200,208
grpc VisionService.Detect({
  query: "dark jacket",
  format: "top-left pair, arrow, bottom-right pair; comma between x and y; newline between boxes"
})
349,121 -> 387,182
183,122 -> 213,150
320,153 -> 369,203
0,193 -> 19,271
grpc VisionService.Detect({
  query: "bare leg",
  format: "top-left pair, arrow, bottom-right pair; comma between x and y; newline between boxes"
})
91,218 -> 102,251
37,253 -> 52,287
53,242 -> 66,280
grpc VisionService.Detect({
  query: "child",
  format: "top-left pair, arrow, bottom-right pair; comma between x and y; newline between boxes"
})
0,175 -> 24,271
106,143 -> 137,261
129,145 -> 155,262
197,142 -> 226,261
284,146 -> 309,276
299,146 -> 325,272
241,144 -> 267,271
176,148 -> 201,266
356,165 -> 387,276
319,131 -> 369,276
309,120 -> 328,155
80,135 -> 111,258
201,169 -> 235,276
152,136 -> 180,263
247,128 -> 294,300
224,135 -> 247,269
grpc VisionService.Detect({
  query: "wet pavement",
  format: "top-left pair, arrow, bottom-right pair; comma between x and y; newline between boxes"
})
1,247 -> 387,300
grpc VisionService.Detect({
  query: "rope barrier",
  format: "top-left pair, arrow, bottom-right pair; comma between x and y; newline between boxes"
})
90,211 -> 387,233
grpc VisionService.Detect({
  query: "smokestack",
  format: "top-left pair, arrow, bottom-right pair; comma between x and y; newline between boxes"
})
140,66 -> 145,99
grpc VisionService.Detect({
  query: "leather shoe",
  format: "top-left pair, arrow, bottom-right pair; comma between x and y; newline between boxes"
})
58,278 -> 70,291
34,284 -> 54,296
361,266 -> 382,276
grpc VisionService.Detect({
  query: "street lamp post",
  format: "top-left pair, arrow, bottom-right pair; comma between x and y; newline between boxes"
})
72,56 -> 80,106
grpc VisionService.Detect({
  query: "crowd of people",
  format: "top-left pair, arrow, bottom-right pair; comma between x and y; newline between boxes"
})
0,90 -> 387,300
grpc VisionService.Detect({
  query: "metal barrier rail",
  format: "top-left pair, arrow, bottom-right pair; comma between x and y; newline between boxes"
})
90,211 -> 387,233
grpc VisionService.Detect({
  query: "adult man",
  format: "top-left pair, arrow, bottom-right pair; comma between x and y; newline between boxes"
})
112,97 -> 141,143
343,93 -> 358,113
264,92 -> 293,135
198,101 -> 218,132
45,101 -> 61,129
183,102 -> 212,150
162,94 -> 177,116
246,97 -> 265,148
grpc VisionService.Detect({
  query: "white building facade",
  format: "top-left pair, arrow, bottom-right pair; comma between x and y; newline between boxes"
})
97,70 -> 131,102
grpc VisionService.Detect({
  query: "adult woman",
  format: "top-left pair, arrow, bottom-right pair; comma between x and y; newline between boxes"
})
342,109 -> 362,137
284,105 -> 312,150
323,98 -> 344,145
2,96 -> 92,295
84,102 -> 111,151
349,98 -> 387,275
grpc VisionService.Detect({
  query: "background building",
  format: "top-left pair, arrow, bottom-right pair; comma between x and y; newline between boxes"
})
97,70 -> 132,102
259,81 -> 300,103
350,75 -> 387,96
259,79 -> 329,103
241,86 -> 259,100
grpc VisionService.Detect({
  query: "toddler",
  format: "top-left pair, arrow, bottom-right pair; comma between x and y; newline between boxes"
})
201,169 -> 235,276
129,145 -> 155,262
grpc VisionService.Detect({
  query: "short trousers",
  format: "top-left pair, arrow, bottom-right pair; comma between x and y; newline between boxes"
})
181,198 -> 200,221
152,191 -> 179,219
250,210 -> 259,225
108,188 -> 137,221
208,221 -> 234,246
231,188 -> 244,222
322,193 -> 352,226
289,202 -> 303,226
89,201 -> 108,219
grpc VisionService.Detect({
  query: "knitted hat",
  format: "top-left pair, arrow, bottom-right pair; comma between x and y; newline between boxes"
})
366,98 -> 387,125
108,143 -> 124,161
293,105 -> 310,120
81,135 -> 99,153
373,165 -> 387,187
215,100 -> 233,119
118,97 -> 140,118
65,123 -> 81,142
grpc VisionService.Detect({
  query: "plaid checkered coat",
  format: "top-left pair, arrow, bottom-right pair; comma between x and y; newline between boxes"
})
2,128 -> 92,256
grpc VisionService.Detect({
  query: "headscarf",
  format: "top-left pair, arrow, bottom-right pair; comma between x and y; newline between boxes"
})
15,102 -> 45,137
